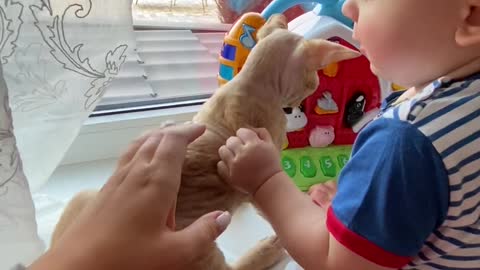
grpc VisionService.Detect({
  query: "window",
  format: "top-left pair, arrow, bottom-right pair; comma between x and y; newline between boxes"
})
93,0 -> 315,116
93,0 -> 230,116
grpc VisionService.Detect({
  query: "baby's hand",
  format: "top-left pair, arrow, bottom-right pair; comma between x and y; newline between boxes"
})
218,128 -> 283,195
308,180 -> 337,209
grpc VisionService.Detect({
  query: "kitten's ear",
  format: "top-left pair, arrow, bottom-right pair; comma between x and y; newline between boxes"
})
304,39 -> 361,71
257,14 -> 288,40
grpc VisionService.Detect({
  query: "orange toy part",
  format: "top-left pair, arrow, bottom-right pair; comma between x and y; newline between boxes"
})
314,106 -> 338,115
218,12 -> 266,85
322,62 -> 339,77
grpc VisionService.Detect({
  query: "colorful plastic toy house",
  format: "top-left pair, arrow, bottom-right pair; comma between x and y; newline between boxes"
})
218,0 -> 397,191
282,37 -> 382,148
280,46 -> 382,189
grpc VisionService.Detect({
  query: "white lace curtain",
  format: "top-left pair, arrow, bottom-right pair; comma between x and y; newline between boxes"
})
0,0 -> 136,268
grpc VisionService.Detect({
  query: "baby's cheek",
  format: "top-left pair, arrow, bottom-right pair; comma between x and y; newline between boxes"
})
361,30 -> 406,80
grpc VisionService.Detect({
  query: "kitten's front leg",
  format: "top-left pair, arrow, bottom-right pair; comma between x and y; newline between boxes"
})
232,236 -> 286,270
51,190 -> 98,247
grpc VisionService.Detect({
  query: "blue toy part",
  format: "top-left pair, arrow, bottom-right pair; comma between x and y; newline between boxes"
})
228,0 -> 255,14
240,24 -> 257,49
261,0 -> 353,29
314,0 -> 353,28
301,2 -> 317,12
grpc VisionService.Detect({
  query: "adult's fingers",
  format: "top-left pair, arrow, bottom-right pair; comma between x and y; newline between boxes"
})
117,131 -> 152,167
153,123 -> 206,163
114,124 -> 205,223
103,131 -> 154,192
169,211 -> 231,261
110,122 -> 175,189
165,122 -> 206,145
132,134 -> 164,165
116,120 -> 175,167
149,123 -> 206,190
166,202 -> 176,230
100,165 -> 133,195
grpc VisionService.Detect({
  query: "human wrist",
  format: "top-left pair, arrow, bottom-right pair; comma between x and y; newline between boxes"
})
252,170 -> 288,201
29,245 -> 99,270
28,250 -> 69,270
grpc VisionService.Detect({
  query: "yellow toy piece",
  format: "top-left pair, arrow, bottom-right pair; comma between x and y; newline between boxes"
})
322,62 -> 339,77
282,138 -> 289,150
218,12 -> 266,86
391,83 -> 406,91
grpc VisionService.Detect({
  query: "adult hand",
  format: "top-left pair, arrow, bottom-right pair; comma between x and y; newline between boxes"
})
30,123 -> 231,270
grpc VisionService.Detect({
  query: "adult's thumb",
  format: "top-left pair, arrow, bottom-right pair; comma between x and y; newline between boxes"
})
188,211 -> 230,240
176,211 -> 231,258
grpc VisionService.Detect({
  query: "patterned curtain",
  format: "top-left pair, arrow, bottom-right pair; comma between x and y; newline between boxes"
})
0,0 -> 135,268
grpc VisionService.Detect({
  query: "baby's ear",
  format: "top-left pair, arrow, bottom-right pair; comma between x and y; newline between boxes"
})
257,14 -> 288,40
303,39 -> 361,71
455,0 -> 480,46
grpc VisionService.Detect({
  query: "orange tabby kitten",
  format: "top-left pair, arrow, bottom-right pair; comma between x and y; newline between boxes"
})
51,14 -> 359,269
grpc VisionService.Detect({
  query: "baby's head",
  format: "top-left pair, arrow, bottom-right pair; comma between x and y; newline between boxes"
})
239,15 -> 360,108
342,0 -> 480,87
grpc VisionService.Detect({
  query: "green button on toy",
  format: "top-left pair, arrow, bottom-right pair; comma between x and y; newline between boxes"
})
300,156 -> 317,178
337,154 -> 349,169
319,156 -> 336,177
282,156 -> 296,178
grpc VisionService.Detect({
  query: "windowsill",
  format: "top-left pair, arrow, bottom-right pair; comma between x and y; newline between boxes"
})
133,18 -> 231,31
132,5 -> 232,32
61,104 -> 202,165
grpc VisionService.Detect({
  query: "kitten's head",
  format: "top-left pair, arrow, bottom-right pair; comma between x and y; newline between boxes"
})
241,14 -> 360,108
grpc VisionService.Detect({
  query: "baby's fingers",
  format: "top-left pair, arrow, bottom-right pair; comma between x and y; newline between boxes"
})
252,128 -> 273,143
236,128 -> 260,143
219,145 -> 234,165
217,161 -> 229,181
225,136 -> 244,155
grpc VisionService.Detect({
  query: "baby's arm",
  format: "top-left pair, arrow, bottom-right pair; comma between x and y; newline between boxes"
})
219,119 -> 450,270
252,171 -> 333,269
253,170 -> 399,270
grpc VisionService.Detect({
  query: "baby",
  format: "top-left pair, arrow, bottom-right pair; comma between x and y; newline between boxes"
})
218,0 -> 480,269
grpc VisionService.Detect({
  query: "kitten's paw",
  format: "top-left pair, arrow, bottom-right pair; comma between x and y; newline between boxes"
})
233,236 -> 286,270
258,235 -> 282,250
51,190 -> 98,247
